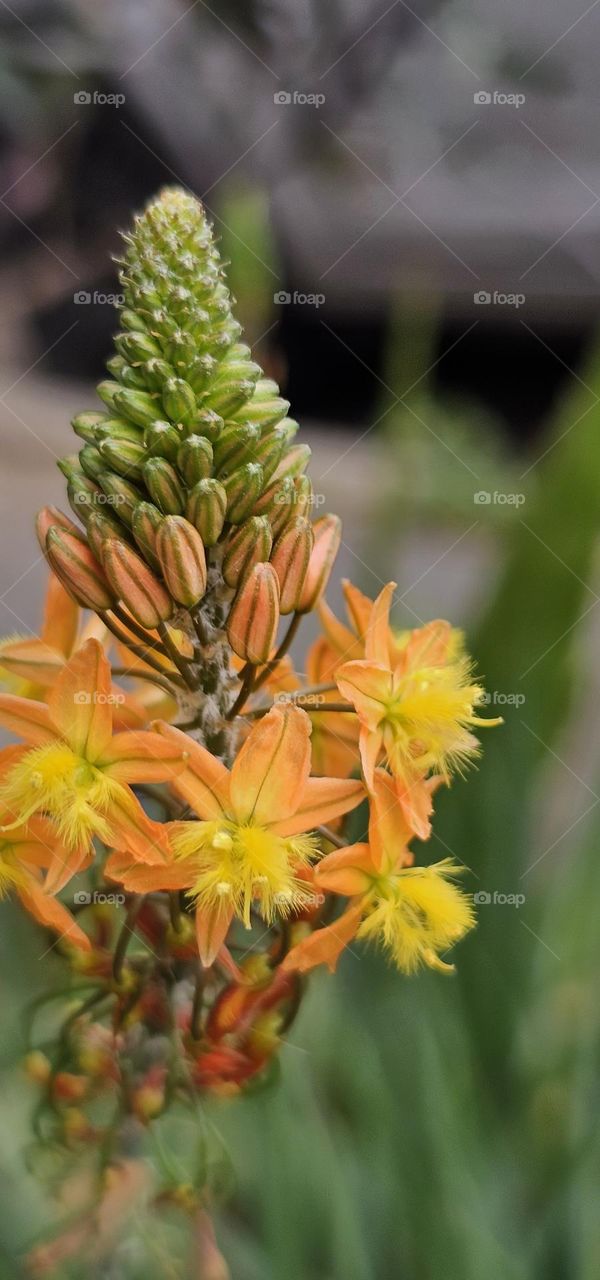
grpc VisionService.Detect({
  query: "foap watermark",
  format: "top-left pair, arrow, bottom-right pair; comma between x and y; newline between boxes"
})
274,290 -> 325,309
73,491 -> 126,508
478,689 -> 525,708
74,290 -> 125,306
74,90 -> 125,108
474,490 -> 525,507
474,90 -> 525,109
74,690 -> 125,706
474,290 -> 525,309
274,890 -> 325,908
73,890 -> 126,906
274,90 -> 325,109
275,488 -> 325,508
275,691 -> 326,708
474,890 -> 525,909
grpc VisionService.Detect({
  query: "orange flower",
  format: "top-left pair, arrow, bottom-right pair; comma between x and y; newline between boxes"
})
106,704 -> 364,966
284,769 -> 474,975
0,639 -> 186,888
335,583 -> 499,836
0,775 -> 90,950
0,573 -> 155,729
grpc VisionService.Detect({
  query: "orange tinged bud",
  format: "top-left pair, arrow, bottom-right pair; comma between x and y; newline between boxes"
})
36,505 -> 83,555
53,1071 -> 88,1102
102,538 -> 173,627
186,478 -> 227,546
46,527 -> 115,610
270,517 -> 314,615
297,514 -> 342,613
222,516 -> 272,588
227,562 -> 279,664
156,515 -> 207,606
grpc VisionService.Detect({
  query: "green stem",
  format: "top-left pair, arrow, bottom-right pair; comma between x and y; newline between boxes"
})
101,611 -> 186,688
112,895 -> 143,984
251,612 -> 303,694
316,824 -> 346,849
225,665 -> 256,720
157,620 -> 200,690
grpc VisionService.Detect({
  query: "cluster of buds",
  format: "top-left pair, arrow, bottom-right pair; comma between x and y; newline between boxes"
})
0,187 -> 500,1270
35,188 -> 341,753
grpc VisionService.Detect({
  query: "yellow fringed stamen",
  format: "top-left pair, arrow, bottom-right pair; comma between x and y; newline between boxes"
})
0,743 -> 121,850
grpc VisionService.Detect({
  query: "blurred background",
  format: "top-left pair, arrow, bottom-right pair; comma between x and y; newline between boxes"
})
2,1 -> 600,1277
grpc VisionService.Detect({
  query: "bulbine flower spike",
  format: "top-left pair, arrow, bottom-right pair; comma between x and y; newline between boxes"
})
1,187 -> 501,1242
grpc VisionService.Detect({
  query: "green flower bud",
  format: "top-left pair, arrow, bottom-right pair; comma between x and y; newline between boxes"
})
66,474 -> 103,523
223,462 -> 264,524
222,516 -> 273,588
119,308 -> 148,333
186,478 -> 227,546
291,474 -> 313,518
142,457 -> 184,514
71,411 -> 106,443
143,357 -> 176,391
193,408 -> 224,442
213,423 -> 261,475
131,501 -> 164,571
96,380 -> 122,411
97,471 -> 143,527
86,508 -> 128,561
79,446 -> 105,483
114,388 -> 161,428
162,376 -> 196,425
271,443 -> 311,482
114,331 -> 161,364
205,378 -> 256,418
177,435 -> 213,485
156,515 -> 207,606
99,437 -> 146,481
232,381 -> 289,429
106,357 -> 146,389
164,330 -> 197,368
94,418 -> 145,446
186,354 -> 217,394
144,420 -> 182,461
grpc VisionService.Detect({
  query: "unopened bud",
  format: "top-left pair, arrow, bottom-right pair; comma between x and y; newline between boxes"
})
297,514 -> 341,613
291,474 -> 313,518
99,437 -> 146,480
107,356 -> 145,389
79,445 -> 106,483
213,423 -> 260,475
143,357 -> 175,392
252,425 -> 294,482
222,516 -> 272,588
227,563 -> 280,664
114,387 -> 161,428
36,506 -> 83,554
71,410 -> 106,443
97,472 -> 143,527
53,1071 -> 87,1102
66,474 -> 103,523
24,1050 -> 51,1084
207,378 -> 256,418
114,330 -> 161,364
156,515 -> 207,606
46,528 -> 114,610
131,501 -> 164,570
95,418 -> 144,445
271,442 -> 311,483
87,508 -> 127,561
253,474 -> 295,536
102,538 -> 173,628
177,435 -> 213,485
194,408 -> 224,442
96,379 -> 121,412
186,478 -> 227,545
187,354 -> 218,394
270,517 -> 314,614
162,376 -> 197,425
223,462 -> 264,524
143,458 -> 184,515
143,420 -> 182,461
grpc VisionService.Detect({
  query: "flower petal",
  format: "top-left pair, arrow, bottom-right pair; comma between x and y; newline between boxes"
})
364,581 -> 396,664
335,660 -> 390,728
154,722 -> 230,819
196,901 -> 235,967
0,694 -> 55,746
315,842 -> 373,894
393,769 -> 437,842
341,580 -> 374,640
17,875 -> 91,950
41,574 -> 79,658
105,849 -> 193,892
269,776 -> 364,837
318,598 -> 360,660
48,639 -> 113,762
100,730 -> 189,783
107,786 -> 172,865
283,903 -> 363,973
0,639 -> 66,687
229,704 -> 311,826
358,722 -> 383,791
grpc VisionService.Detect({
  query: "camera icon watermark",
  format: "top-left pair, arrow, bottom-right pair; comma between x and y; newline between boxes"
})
478,690 -> 525,708
273,90 -> 325,108
73,890 -> 126,906
473,90 -> 525,109
474,890 -> 525,908
74,290 -> 125,306
74,90 -> 125,108
73,690 -> 125,706
273,289 -> 325,309
473,490 -> 525,507
474,290 -> 525,309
